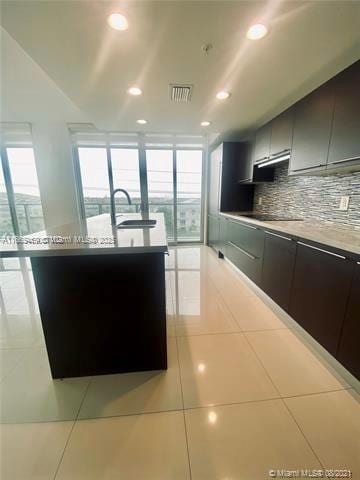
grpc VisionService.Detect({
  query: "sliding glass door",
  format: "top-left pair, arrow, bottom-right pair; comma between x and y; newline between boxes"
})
111,148 -> 141,214
176,150 -> 203,242
74,141 -> 204,244
146,149 -> 175,241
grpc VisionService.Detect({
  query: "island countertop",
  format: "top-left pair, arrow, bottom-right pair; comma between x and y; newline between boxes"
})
0,213 -> 168,258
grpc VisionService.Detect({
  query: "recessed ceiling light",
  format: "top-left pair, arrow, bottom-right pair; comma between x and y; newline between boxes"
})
128,87 -> 142,96
136,119 -> 147,124
246,23 -> 268,40
107,13 -> 129,31
216,91 -> 231,100
201,121 -> 211,127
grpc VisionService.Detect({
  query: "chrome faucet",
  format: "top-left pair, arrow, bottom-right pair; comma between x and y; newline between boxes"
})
110,188 -> 132,226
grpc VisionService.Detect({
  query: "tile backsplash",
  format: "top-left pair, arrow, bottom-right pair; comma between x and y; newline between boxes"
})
254,164 -> 360,228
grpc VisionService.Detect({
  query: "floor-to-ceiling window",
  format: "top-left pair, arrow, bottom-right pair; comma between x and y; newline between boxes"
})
71,127 -> 205,244
176,149 -> 203,242
146,149 -> 175,241
0,123 -> 44,236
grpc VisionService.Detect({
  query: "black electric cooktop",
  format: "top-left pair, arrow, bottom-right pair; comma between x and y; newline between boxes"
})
240,213 -> 303,222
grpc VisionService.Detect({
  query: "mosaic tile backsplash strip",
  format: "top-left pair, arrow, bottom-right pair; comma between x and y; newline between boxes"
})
253,164 -> 360,228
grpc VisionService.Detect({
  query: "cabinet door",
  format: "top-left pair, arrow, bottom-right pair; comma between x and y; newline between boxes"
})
327,61 -> 360,168
208,215 -> 219,250
290,83 -> 335,174
289,242 -> 353,355
337,262 -> 360,379
253,123 -> 271,164
218,216 -> 228,255
269,109 -> 294,156
262,231 -> 297,312
208,145 -> 222,215
238,143 -> 253,183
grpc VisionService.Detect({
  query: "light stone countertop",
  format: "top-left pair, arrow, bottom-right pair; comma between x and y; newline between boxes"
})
220,212 -> 360,258
0,213 -> 168,258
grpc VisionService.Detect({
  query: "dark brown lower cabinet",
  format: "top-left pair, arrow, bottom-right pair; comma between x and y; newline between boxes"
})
225,220 -> 264,286
262,231 -> 297,312
218,217 -> 228,256
336,263 -> 360,379
289,242 -> 354,355
208,215 -> 219,251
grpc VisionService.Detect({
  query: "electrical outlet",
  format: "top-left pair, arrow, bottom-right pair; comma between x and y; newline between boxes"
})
258,196 -> 262,206
339,196 -> 350,211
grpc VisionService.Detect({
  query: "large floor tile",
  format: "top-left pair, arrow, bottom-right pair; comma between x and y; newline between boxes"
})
0,348 -> 27,382
185,400 -> 321,480
209,265 -> 256,300
0,421 -> 73,480
177,333 -> 279,408
246,329 -> 348,396
78,338 -> 182,418
0,313 -> 44,348
173,246 -> 202,269
175,291 -> 240,336
56,411 -> 191,480
225,294 -> 289,331
285,390 -> 360,476
0,347 -> 91,423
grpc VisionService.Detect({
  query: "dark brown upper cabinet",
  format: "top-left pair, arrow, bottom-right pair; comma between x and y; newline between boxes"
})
238,142 -> 254,183
269,108 -> 294,157
327,61 -> 360,169
209,142 -> 254,214
252,123 -> 271,164
289,82 -> 335,175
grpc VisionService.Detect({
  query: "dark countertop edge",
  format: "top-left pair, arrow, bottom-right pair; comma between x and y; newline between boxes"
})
219,212 -> 360,259
0,245 -> 169,258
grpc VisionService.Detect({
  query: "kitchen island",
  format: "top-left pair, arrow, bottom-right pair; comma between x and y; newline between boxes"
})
0,213 -> 168,378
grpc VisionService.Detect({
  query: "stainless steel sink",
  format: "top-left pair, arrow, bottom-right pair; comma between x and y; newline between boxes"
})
116,219 -> 157,229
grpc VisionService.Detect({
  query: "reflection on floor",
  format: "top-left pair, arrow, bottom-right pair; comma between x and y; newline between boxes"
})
0,247 -> 359,479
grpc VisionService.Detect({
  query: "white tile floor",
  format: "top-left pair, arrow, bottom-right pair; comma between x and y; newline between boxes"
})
0,246 -> 359,480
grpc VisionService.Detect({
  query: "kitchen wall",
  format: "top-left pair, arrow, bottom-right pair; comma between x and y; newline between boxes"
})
254,164 -> 360,228
1,28 -> 86,229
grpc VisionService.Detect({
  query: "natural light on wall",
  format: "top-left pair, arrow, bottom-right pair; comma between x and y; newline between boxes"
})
0,123 -> 44,236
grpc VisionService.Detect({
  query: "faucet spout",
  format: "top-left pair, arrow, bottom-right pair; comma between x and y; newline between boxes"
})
110,188 -> 132,226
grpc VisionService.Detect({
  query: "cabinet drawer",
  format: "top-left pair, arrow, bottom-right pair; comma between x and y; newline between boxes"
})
227,220 -> 264,259
226,239 -> 262,286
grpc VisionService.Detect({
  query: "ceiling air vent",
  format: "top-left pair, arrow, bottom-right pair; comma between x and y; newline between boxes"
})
170,84 -> 193,103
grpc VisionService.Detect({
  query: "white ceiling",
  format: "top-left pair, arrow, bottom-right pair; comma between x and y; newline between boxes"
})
1,0 -> 360,138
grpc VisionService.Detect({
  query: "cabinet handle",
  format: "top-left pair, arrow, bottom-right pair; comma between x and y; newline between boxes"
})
265,230 -> 293,242
292,164 -> 325,172
227,241 -> 257,260
298,241 -> 346,260
238,178 -> 252,183
228,219 -> 258,230
357,262 -> 360,265
329,156 -> 360,165
240,221 -> 258,230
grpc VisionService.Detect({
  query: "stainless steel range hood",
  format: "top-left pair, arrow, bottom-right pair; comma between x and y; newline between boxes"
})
255,149 -> 291,168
